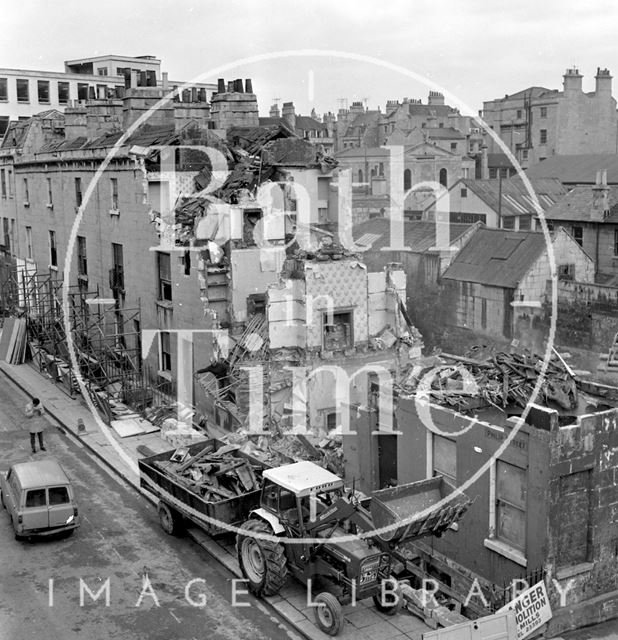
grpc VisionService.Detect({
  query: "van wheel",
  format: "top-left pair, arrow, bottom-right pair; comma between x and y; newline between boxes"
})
158,501 -> 183,536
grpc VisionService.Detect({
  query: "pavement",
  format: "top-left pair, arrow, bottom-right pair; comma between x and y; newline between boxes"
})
0,360 -> 430,640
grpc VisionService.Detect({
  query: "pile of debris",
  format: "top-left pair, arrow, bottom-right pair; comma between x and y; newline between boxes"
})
400,348 -> 579,412
152,442 -> 259,502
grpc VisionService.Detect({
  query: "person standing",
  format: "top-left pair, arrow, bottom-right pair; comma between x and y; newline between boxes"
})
25,397 -> 46,453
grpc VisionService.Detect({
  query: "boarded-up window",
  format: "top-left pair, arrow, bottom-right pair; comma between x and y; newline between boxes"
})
433,435 -> 456,484
496,460 -> 526,551
556,470 -> 592,567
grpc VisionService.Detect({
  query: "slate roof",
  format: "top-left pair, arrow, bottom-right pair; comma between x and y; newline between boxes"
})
426,127 -> 466,140
352,217 -> 474,253
459,177 -> 567,218
441,228 -> 547,288
544,185 -> 618,223
525,155 -> 618,184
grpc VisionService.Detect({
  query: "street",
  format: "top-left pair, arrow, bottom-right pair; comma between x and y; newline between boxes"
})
0,374 -> 299,640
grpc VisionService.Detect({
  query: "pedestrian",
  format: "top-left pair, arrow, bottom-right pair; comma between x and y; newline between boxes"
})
25,397 -> 46,453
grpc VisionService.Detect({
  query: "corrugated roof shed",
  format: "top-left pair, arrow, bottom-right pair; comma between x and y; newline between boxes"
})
525,155 -> 618,184
462,176 -> 567,218
352,217 -> 473,253
441,228 -> 547,288
545,185 -> 618,222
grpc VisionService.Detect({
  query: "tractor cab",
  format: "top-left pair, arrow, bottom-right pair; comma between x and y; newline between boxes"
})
259,461 -> 344,532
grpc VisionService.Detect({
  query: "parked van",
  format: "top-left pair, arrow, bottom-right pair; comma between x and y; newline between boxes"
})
0,459 -> 80,539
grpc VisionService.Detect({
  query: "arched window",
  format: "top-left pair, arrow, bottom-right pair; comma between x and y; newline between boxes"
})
358,169 -> 363,183
404,168 -> 412,191
439,168 -> 448,187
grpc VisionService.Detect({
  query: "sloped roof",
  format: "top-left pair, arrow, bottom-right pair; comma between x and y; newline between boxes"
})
525,155 -> 618,184
426,127 -> 466,140
488,153 -> 515,169
487,86 -> 555,102
295,115 -> 327,131
407,103 -> 456,117
545,185 -> 618,222
352,217 -> 473,253
460,177 -> 567,218
335,146 -> 390,158
441,228 -> 547,287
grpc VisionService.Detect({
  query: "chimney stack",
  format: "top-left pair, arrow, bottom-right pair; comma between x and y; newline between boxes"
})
563,67 -> 583,95
245,79 -> 253,93
162,72 -> 169,92
217,78 -> 225,93
282,101 -> 296,130
591,169 -> 610,220
428,91 -> 445,106
595,67 -> 612,96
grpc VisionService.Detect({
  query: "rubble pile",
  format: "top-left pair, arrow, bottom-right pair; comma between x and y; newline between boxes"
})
401,349 -> 579,412
152,443 -> 260,502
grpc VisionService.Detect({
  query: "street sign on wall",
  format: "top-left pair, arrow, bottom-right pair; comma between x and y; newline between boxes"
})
498,581 -> 552,640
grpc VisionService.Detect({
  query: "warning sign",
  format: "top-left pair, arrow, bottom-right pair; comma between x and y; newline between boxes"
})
498,581 -> 552,640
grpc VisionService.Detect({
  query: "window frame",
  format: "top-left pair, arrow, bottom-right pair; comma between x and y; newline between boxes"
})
322,309 -> 353,351
77,235 -> 88,277
57,81 -> 70,105
25,226 -> 32,260
157,252 -> 172,301
110,177 -> 119,211
16,78 -> 29,103
49,230 -> 57,268
37,80 -> 50,104
74,177 -> 82,208
0,77 -> 7,102
539,129 -> 548,145
571,225 -> 583,247
432,434 -> 457,485
159,331 -> 172,372
495,460 -> 527,552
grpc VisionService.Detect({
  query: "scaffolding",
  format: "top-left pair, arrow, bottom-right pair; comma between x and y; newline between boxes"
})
0,265 -> 152,422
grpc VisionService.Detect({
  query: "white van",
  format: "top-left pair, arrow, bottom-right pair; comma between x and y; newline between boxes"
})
0,459 -> 80,539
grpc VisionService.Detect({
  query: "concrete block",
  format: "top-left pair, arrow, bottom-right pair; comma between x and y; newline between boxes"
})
269,322 -> 305,349
390,269 -> 406,290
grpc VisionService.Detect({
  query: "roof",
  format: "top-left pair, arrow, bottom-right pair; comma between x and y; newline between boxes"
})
442,228 -> 547,288
262,461 -> 343,497
11,459 -> 69,489
545,185 -> 618,223
487,153 -> 515,169
352,217 -> 474,253
426,127 -> 466,140
295,115 -> 327,132
460,177 -> 567,218
263,137 -> 324,167
335,146 -> 391,158
526,155 -> 618,184
485,86 -> 555,103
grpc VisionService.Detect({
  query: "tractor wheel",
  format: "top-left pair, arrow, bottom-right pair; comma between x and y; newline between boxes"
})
237,519 -> 288,597
313,592 -> 343,636
373,583 -> 402,615
158,501 -> 183,536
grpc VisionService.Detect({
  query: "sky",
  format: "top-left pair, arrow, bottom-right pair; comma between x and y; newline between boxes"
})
2,0 -> 617,119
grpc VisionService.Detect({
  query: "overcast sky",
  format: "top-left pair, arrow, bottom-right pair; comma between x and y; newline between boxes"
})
2,0 -> 617,118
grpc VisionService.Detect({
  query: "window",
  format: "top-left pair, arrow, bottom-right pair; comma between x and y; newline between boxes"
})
615,229 -> 618,256
502,217 -> 515,230
74,177 -> 82,207
23,177 -> 29,204
450,142 -> 457,151
378,162 -> 384,176
3,218 -> 10,251
516,109 -> 522,119
481,298 -> 487,330
558,264 -> 575,281
571,225 -> 583,246
77,83 -> 88,101
48,486 -> 70,505
522,149 -> 529,160
323,310 -> 353,350
46,178 -> 53,206
110,177 -> 118,210
157,252 -> 172,301
159,331 -> 172,371
460,188 -> 468,198
489,168 -> 498,179
496,461 -> 527,551
540,107 -> 547,119
16,78 -> 29,103
0,169 -> 5,198
25,489 -> 46,508
96,84 -> 107,99
439,168 -> 448,187
25,226 -> 32,260
7,169 -> 12,198
37,80 -> 50,104
404,168 -> 412,191
325,411 -> 337,432
518,216 -> 531,231
432,435 -> 456,484
49,230 -> 57,267
97,67 -> 108,76
0,117 -> 8,137
0,78 -> 7,102
77,236 -> 87,276
358,169 -> 363,183
58,81 -> 70,105
540,129 -> 547,145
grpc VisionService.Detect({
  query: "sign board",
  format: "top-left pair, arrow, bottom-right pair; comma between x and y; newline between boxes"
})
498,581 -> 552,640
423,610 -> 517,640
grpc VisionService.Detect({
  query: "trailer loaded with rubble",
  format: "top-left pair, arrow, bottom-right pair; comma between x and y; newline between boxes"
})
140,440 -> 473,635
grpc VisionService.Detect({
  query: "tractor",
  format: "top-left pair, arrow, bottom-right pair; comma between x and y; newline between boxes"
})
237,460 -> 470,636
